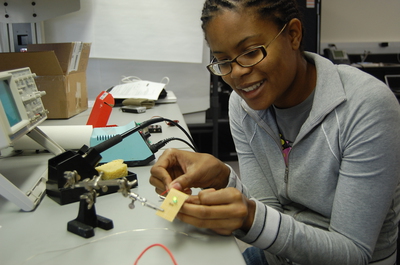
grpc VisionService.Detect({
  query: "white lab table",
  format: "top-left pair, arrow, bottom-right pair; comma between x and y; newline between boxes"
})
0,103 -> 246,265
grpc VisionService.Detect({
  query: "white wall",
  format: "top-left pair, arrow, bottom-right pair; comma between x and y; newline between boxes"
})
42,0 -> 210,121
320,0 -> 400,54
6,0 -> 400,116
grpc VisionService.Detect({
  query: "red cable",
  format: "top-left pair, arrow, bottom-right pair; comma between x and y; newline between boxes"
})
160,189 -> 170,196
134,243 -> 178,265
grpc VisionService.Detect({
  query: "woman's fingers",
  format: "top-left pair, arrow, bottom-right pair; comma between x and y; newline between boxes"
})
176,188 -> 250,235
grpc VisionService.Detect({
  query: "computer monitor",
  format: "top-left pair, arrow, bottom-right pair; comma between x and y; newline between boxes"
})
0,67 -> 64,211
0,70 -> 42,149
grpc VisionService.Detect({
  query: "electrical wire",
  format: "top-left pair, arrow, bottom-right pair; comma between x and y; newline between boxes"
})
160,76 -> 170,85
21,228 -> 189,265
160,189 -> 170,196
120,76 -> 142,83
94,116 -> 197,159
120,76 -> 170,86
149,137 -> 197,153
134,243 -> 178,265
162,118 -> 198,152
147,117 -> 198,152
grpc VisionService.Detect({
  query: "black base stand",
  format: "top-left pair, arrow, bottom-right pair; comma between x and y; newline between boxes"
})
67,197 -> 114,238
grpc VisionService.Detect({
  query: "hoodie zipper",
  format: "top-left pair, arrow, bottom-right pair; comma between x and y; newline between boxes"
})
284,157 -> 291,200
280,133 -> 292,199
242,105 -> 292,198
284,166 -> 289,183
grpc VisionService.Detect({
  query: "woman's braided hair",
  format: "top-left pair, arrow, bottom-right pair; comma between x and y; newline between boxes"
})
201,0 -> 305,49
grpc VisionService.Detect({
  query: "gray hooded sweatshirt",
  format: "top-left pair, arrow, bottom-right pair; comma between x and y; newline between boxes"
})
228,52 -> 400,265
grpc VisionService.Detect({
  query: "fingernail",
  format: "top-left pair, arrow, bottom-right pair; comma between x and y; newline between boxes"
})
171,182 -> 182,191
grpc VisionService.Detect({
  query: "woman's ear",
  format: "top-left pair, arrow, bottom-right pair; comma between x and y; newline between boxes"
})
287,18 -> 302,51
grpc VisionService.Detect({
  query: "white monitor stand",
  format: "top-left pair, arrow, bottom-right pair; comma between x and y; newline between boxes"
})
0,127 -> 64,211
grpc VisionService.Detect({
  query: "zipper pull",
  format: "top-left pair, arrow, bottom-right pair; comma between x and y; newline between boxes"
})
284,167 -> 289,183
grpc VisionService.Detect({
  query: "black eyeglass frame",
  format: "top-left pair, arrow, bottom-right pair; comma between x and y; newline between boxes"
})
206,23 -> 288,76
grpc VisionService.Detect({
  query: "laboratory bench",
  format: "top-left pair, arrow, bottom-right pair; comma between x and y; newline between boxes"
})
0,103 -> 246,265
348,53 -> 400,83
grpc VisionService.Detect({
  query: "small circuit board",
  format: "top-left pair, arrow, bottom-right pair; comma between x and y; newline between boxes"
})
156,188 -> 189,222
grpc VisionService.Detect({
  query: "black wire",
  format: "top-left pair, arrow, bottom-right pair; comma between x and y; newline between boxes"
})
170,138 -> 197,152
149,137 -> 197,153
93,116 -> 198,154
161,118 -> 198,151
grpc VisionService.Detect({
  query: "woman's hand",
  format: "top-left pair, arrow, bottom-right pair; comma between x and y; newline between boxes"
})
178,188 -> 256,235
150,149 -> 255,235
149,148 -> 231,194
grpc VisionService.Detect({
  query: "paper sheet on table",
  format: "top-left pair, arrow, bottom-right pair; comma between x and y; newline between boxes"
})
109,81 -> 165,100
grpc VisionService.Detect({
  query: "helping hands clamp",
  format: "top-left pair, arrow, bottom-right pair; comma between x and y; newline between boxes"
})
50,118 -> 167,238
64,170 -> 162,238
64,170 -> 163,212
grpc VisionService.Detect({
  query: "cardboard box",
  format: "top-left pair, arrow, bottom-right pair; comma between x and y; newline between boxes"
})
0,42 -> 91,119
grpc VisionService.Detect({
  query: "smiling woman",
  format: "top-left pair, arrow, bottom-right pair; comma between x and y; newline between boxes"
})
149,1 -> 400,265
206,23 -> 287,77
201,0 -> 316,110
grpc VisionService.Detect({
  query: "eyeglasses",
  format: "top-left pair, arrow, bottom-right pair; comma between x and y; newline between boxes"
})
206,23 -> 287,76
